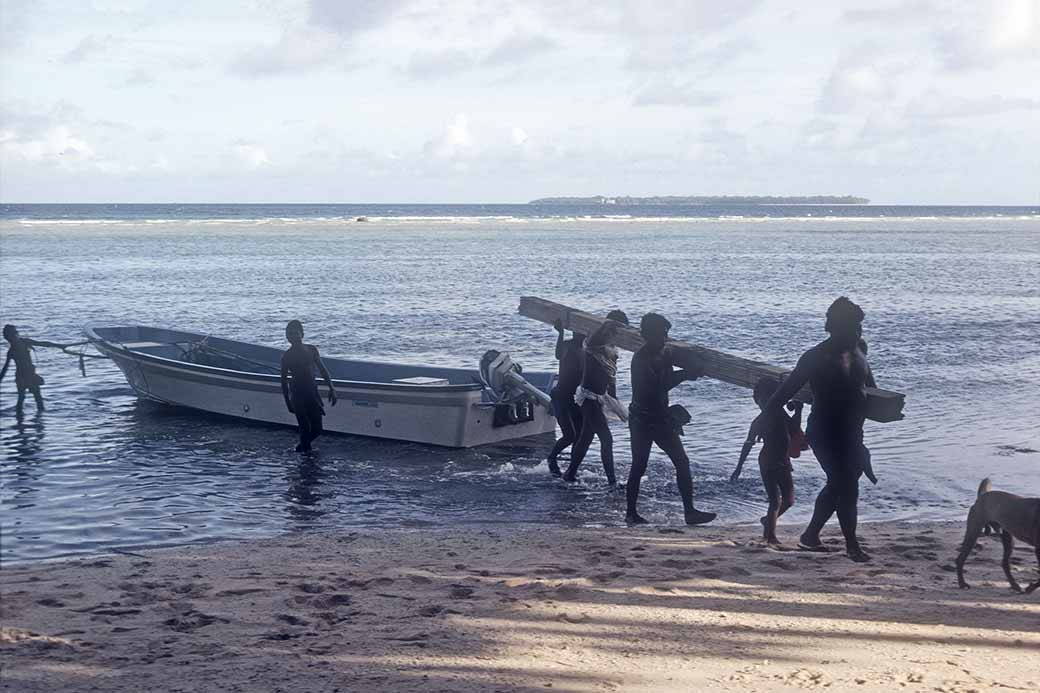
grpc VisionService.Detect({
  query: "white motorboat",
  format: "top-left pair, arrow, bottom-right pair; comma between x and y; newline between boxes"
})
85,325 -> 557,448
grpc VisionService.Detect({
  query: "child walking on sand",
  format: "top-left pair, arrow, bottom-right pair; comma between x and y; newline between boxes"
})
731,377 -> 807,545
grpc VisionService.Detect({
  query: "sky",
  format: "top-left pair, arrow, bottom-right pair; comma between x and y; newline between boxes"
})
1,0 -> 1038,204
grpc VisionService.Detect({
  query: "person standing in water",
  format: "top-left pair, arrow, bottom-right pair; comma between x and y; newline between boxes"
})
563,310 -> 630,486
280,320 -> 337,453
546,319 -> 586,477
625,313 -> 716,526
753,297 -> 875,562
1,324 -> 65,416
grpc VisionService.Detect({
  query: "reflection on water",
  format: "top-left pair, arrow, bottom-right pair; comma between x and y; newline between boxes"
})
2,209 -> 1039,561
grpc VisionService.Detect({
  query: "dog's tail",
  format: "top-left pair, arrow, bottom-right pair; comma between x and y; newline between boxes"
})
977,477 -> 992,498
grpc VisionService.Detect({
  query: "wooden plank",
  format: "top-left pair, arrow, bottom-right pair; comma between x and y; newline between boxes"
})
518,296 -> 905,423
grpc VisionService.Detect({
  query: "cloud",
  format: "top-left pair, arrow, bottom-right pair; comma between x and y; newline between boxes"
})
483,33 -> 558,66
818,47 -> 904,114
307,0 -> 408,35
230,26 -> 343,77
233,142 -> 270,168
843,1 -> 935,24
1,125 -> 96,163
124,69 -> 155,87
62,34 -> 113,64
906,91 -> 1040,120
405,48 -> 475,78
935,0 -> 1040,70
632,76 -> 721,107
230,0 -> 408,77
424,114 -> 474,159
511,127 -> 529,146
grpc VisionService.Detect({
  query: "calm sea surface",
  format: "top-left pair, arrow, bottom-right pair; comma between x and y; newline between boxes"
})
2,204 -> 1038,562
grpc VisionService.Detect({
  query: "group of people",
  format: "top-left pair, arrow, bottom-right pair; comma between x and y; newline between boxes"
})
545,297 -> 878,562
3,296 -> 879,562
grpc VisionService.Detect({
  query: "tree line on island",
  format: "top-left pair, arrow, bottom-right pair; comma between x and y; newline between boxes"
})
529,195 -> 870,205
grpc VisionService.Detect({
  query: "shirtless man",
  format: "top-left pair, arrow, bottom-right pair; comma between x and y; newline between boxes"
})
625,313 -> 716,526
1,324 -> 64,415
562,311 -> 629,486
280,320 -> 337,452
546,319 -> 586,477
754,297 -> 874,562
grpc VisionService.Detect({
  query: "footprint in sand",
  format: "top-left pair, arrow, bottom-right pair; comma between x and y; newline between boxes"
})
659,559 -> 695,570
449,585 -> 475,599
275,614 -> 309,627
296,582 -> 325,594
163,609 -> 227,632
215,588 -> 267,597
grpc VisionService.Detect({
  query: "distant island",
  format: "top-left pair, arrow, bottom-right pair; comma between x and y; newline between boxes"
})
529,195 -> 870,205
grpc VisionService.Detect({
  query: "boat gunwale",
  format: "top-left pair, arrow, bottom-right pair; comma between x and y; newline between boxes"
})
84,324 -> 489,395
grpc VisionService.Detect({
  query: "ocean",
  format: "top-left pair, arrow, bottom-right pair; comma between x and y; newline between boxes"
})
1,203 -> 1038,562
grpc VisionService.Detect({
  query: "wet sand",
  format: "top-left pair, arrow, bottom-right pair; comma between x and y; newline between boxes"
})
2,521 -> 1038,692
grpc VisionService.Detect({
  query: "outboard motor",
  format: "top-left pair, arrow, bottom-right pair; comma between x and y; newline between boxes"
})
479,350 -> 552,427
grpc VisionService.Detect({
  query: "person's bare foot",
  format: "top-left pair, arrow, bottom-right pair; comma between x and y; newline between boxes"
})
684,509 -> 716,526
548,460 -> 562,477
798,533 -> 837,553
625,512 -> 648,526
846,546 -> 871,563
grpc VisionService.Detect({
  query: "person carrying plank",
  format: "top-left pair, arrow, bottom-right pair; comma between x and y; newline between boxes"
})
625,313 -> 716,526
280,320 -> 337,453
562,310 -> 630,485
753,297 -> 875,562
546,318 -> 586,477
1,324 -> 65,416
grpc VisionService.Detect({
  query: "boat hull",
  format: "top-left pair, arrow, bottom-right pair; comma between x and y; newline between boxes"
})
88,326 -> 556,448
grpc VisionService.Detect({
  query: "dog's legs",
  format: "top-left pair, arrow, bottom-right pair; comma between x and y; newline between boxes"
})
1025,542 -> 1040,594
956,505 -> 984,589
1000,530 -> 1022,593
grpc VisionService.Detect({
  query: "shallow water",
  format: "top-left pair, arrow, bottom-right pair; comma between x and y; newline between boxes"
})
2,204 -> 1039,562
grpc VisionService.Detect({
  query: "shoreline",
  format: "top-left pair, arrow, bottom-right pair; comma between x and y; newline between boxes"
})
3,521 -> 1038,692
2,516 -> 972,567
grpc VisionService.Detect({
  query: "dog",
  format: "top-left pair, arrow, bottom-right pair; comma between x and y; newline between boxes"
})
956,478 -> 1040,593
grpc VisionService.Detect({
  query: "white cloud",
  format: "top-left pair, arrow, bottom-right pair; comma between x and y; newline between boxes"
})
230,25 -> 343,77
62,34 -> 114,64
907,91 -> 1040,120
935,0 -> 1040,69
819,49 -> 901,114
425,114 -> 475,159
1,125 -> 96,164
233,143 -> 270,168
511,127 -> 529,146
632,76 -> 721,108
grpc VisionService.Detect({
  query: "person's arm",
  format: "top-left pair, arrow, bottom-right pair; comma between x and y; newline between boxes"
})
312,346 -> 337,406
731,424 -> 757,482
553,319 -> 566,360
280,354 -> 294,413
0,351 -> 10,382
26,338 -> 65,349
752,350 -> 814,437
865,364 -> 877,389
664,348 -> 704,390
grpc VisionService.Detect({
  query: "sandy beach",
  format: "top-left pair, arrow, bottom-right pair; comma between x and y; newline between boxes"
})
2,521 -> 1038,692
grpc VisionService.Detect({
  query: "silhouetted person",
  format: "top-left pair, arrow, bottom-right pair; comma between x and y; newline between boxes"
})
731,377 -> 807,545
625,313 -> 715,525
280,320 -> 337,452
546,319 -> 586,477
563,310 -> 630,485
1,324 -> 63,416
754,297 -> 874,562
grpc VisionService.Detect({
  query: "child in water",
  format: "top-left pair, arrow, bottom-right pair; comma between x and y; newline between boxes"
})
731,376 -> 807,545
0,324 -> 64,415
